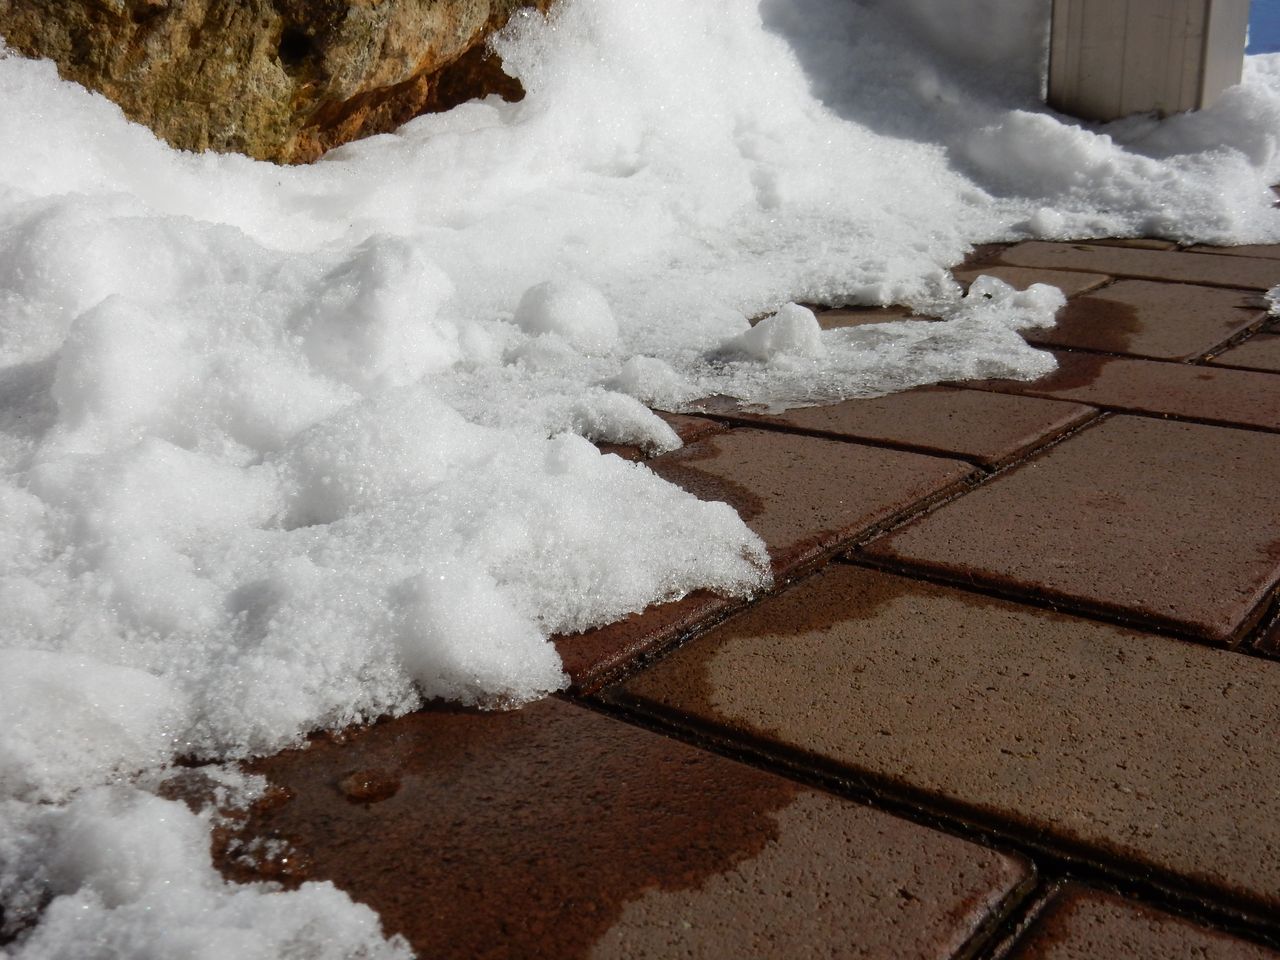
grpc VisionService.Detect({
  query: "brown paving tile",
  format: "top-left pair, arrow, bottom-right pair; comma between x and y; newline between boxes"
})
1084,238 -> 1179,251
952,265 -> 1111,298
958,351 -> 1280,432
596,412 -> 725,462
1186,244 -> 1280,261
993,242 -> 1280,290
222,698 -> 1031,960
1001,885 -> 1280,960
960,242 -> 1015,269
1025,280 -> 1267,361
862,416 -> 1280,643
813,305 -> 920,330
554,591 -> 736,694
688,387 -> 1096,469
605,564 -> 1280,913
646,428 -> 976,580
1210,333 -> 1280,374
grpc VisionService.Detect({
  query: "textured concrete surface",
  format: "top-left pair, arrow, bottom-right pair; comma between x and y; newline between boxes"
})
990,242 -> 1280,290
647,428 -> 975,579
225,697 -> 1030,960
1000,886 -> 1280,959
606,564 -> 1280,913
1024,280 -> 1267,360
555,591 -> 735,694
1186,244 -> 1280,260
864,416 -> 1280,642
958,350 -> 1280,431
688,387 -> 1096,469
1210,333 -> 1280,373
813,305 -> 920,329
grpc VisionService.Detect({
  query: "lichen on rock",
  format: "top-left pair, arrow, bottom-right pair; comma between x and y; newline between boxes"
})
0,0 -> 551,163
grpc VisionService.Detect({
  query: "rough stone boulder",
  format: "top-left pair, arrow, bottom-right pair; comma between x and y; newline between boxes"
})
0,0 -> 552,163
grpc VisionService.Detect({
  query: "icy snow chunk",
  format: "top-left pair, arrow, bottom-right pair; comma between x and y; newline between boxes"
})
0,786 -> 412,960
280,390 -> 482,528
0,652 -> 185,802
513,279 -> 619,354
608,355 -> 700,410
294,235 -> 459,391
50,296 -> 191,443
719,304 -> 827,361
961,275 -> 1067,329
394,564 -> 563,706
562,390 -> 682,454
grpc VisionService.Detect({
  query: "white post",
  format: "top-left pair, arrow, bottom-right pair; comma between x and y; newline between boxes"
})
1048,0 -> 1251,122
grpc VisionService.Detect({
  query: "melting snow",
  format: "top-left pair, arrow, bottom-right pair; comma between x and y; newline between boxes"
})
3,0 -> 1280,953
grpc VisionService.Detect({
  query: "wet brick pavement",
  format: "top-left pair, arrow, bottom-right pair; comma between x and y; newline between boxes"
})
213,239 -> 1280,958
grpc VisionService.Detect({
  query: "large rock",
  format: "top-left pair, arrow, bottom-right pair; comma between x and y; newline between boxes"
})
0,0 -> 551,163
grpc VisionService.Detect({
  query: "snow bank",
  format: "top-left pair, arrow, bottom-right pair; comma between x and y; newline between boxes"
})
3,0 -> 1279,952
0,781 -> 412,959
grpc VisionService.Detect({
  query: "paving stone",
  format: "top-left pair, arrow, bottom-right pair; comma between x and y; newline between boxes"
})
596,412 -> 725,462
605,564 -> 1280,913
812,305 -> 920,330
688,387 -> 1096,469
993,242 -> 1280,290
554,591 -> 736,694
1210,333 -> 1280,374
958,351 -> 1280,432
862,416 -> 1280,643
646,428 -> 976,579
1000,886 -> 1280,960
952,265 -> 1112,298
222,697 -> 1031,960
1084,238 -> 1179,251
1186,244 -> 1280,261
1025,280 -> 1267,361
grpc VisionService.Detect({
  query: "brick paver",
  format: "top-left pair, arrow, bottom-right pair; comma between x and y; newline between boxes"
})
1210,333 -> 1280,373
224,697 -> 1030,960
194,237 -> 1280,957
999,886 -> 1280,959
604,564 -> 1280,914
689,387 -> 1096,469
952,265 -> 1111,297
554,591 -> 735,693
1085,239 -> 1179,251
1024,280 -> 1267,360
646,428 -> 975,580
958,351 -> 1280,432
991,242 -> 1280,290
813,305 -> 918,329
862,416 -> 1280,643
1186,244 -> 1280,261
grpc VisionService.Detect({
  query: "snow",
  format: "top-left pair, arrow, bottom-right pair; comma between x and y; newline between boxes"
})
1,781 -> 413,960
3,0 -> 1280,953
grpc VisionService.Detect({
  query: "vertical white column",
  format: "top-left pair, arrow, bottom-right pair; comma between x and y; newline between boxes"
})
1048,0 -> 1250,122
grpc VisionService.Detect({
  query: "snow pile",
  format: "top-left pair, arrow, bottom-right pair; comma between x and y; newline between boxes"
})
3,0 -> 1280,953
1,780 -> 413,959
